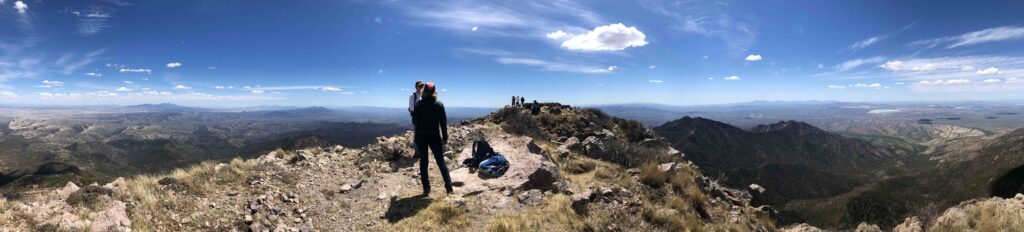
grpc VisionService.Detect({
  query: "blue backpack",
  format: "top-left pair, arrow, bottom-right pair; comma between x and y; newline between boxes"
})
478,155 -> 509,177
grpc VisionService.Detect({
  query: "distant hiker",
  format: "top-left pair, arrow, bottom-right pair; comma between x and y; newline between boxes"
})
413,82 -> 453,195
520,97 -> 525,107
511,95 -> 517,108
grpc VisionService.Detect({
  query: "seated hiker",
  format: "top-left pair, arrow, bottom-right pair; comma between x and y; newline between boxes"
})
412,82 -> 453,195
463,138 -> 495,170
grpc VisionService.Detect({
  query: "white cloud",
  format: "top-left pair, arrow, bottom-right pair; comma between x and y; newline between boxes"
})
944,79 -> 971,85
836,56 -> 886,72
173,85 -> 192,90
983,78 -> 1002,83
606,66 -> 618,71
495,57 -> 613,74
471,26 -> 478,32
214,86 -> 226,89
648,80 -> 663,83
827,85 -> 847,89
880,60 -> 904,71
85,72 -> 102,77
42,80 -> 64,87
546,30 -> 568,39
707,77 -> 715,80
0,91 -> 17,97
648,65 -> 656,69
961,65 -> 975,71
911,26 -> 1024,49
120,68 -> 152,74
977,67 -> 1000,75
208,66 -> 216,70
850,83 -> 883,89
321,86 -> 342,92
14,1 -> 27,14
723,75 -> 740,81
166,62 -> 183,68
1007,77 -> 1019,83
251,89 -> 265,94
850,36 -> 882,50
115,86 -> 131,92
561,23 -> 648,51
744,54 -> 762,61
123,81 -> 134,84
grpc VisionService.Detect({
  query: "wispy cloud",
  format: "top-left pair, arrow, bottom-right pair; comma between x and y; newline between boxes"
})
495,57 -> 614,74
910,26 -> 1024,49
723,75 -> 741,81
120,68 -> 152,74
166,62 -> 183,68
835,56 -> 887,72
850,36 -> 883,51
396,1 -> 600,39
639,0 -> 756,55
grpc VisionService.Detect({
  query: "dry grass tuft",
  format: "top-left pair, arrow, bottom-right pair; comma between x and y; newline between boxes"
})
389,202 -> 470,232
639,163 -> 668,188
929,198 -> 1024,232
563,157 -> 597,174
486,195 -> 592,232
123,158 -> 255,230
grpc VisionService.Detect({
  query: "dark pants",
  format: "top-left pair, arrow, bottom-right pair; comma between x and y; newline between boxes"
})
415,135 -> 453,194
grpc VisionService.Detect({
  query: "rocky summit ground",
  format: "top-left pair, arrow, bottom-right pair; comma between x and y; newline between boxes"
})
0,103 -> 1020,232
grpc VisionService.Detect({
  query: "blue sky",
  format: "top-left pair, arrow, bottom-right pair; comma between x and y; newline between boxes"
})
1,0 -> 1023,107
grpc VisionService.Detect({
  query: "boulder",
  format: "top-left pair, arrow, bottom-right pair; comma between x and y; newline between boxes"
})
780,223 -> 827,232
893,216 -> 923,232
556,137 -> 580,158
451,135 -> 558,195
855,223 -> 882,232
569,191 -> 592,215
89,200 -> 132,232
581,136 -> 609,156
518,189 -> 544,206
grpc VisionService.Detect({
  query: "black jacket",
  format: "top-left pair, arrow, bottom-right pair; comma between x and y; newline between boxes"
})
412,97 -> 449,141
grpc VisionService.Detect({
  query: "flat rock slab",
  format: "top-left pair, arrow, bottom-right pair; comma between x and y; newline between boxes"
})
451,134 -> 557,196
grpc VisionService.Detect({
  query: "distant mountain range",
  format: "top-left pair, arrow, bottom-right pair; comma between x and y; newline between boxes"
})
652,117 -> 906,205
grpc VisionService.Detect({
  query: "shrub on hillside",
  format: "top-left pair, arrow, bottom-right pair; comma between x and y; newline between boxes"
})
616,118 -> 652,143
500,110 -> 548,140
586,139 -> 673,168
66,185 -> 112,209
640,163 -> 667,188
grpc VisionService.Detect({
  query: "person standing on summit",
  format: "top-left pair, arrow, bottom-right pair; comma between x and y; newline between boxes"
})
409,81 -> 424,117
412,82 -> 453,195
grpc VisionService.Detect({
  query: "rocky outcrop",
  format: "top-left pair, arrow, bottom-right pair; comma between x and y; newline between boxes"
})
450,134 -> 558,195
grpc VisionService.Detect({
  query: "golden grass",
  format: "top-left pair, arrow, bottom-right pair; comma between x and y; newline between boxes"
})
486,195 -> 592,232
929,199 -> 1024,232
639,163 -> 667,188
388,202 -> 470,232
563,158 -> 597,174
123,157 -> 254,230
